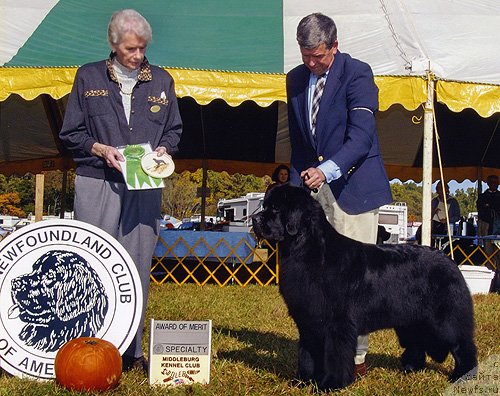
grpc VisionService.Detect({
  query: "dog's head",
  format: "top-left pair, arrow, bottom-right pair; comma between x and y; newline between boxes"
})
252,185 -> 325,243
9,250 -> 108,350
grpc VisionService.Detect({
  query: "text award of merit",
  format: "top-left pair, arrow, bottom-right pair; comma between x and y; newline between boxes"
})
149,319 -> 212,386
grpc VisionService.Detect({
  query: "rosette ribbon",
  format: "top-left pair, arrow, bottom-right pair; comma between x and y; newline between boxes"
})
123,145 -> 162,188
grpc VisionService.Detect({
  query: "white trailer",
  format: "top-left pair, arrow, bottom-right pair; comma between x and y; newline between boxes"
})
0,215 -> 21,228
378,202 -> 408,244
217,193 -> 264,231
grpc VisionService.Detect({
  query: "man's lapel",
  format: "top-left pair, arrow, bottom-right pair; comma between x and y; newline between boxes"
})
315,52 -> 345,140
291,66 -> 316,146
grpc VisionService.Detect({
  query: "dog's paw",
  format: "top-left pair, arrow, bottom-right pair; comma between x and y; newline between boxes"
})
449,365 -> 478,383
401,359 -> 427,374
401,348 -> 426,373
402,364 -> 425,374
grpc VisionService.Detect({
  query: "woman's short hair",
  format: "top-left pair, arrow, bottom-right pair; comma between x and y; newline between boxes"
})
272,164 -> 290,183
108,9 -> 152,46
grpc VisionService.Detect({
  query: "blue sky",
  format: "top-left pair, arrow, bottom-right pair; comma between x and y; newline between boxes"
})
447,180 -> 480,193
392,179 -> 486,194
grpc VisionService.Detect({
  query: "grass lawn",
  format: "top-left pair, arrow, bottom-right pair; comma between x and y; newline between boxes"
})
1,284 -> 499,395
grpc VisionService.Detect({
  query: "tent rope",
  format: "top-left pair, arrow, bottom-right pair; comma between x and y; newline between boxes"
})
430,71 -> 454,259
379,0 -> 411,70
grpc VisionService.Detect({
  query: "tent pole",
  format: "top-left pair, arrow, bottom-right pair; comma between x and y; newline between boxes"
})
477,171 -> 482,194
35,174 -> 45,222
60,169 -> 68,218
199,106 -> 207,231
200,160 -> 208,230
421,75 -> 435,247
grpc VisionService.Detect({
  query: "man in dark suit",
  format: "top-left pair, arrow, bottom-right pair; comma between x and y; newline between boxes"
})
476,174 -> 500,281
286,13 -> 393,377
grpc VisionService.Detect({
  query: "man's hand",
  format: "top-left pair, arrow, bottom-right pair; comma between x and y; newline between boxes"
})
91,142 -> 124,172
301,167 -> 326,190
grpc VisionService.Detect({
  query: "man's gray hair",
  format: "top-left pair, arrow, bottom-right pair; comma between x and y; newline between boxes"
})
108,9 -> 152,46
296,13 -> 337,49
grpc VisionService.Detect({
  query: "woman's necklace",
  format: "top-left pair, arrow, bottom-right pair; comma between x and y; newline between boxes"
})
118,83 -> 133,96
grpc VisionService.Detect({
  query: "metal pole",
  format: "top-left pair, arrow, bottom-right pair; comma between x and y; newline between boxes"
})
421,75 -> 435,247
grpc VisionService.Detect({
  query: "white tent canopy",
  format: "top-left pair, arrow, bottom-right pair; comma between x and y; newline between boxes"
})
284,0 -> 500,85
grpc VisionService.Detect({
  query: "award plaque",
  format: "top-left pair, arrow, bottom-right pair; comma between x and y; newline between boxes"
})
141,152 -> 175,179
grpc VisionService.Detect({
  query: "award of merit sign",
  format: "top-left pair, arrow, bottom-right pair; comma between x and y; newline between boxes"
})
149,320 -> 212,386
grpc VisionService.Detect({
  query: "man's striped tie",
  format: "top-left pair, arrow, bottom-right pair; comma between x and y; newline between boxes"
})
311,74 -> 326,137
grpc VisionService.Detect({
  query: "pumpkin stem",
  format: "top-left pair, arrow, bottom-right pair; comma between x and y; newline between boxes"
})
85,340 -> 98,345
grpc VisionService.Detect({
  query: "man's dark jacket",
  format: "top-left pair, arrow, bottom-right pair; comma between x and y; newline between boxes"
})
287,51 -> 392,214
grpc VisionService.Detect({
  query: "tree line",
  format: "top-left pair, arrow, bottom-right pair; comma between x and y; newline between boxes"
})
0,171 -> 478,223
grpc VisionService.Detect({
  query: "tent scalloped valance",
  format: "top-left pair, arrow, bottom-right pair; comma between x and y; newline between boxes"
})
0,67 -> 498,117
436,81 -> 500,117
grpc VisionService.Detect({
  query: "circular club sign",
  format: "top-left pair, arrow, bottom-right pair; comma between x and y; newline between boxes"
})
0,219 -> 143,379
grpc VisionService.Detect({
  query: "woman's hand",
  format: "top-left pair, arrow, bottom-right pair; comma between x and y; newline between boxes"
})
155,146 -> 168,156
91,142 -> 124,172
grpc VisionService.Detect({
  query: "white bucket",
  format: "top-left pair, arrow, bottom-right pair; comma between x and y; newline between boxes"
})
459,265 -> 494,294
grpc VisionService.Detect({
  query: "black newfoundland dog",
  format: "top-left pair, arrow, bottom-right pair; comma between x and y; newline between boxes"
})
252,185 -> 477,390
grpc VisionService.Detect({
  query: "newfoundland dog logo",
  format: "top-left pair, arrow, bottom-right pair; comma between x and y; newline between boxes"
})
9,250 -> 109,352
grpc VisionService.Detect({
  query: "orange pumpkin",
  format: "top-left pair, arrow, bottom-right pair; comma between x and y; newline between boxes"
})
55,337 -> 122,392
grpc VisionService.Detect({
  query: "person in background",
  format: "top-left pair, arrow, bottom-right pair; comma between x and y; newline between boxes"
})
286,12 -> 393,378
431,181 -> 461,235
59,9 -> 182,372
477,175 -> 500,236
415,181 -> 460,245
476,174 -> 500,274
265,164 -> 290,198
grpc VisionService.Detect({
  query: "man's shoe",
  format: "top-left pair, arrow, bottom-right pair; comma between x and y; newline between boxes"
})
122,355 -> 149,373
355,362 -> 367,378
